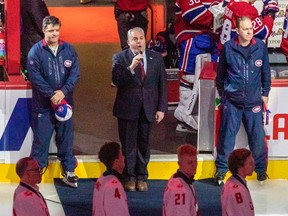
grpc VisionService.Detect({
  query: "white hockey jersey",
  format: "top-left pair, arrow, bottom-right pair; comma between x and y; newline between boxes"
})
92,170 -> 130,216
163,171 -> 199,216
221,175 -> 254,216
13,182 -> 50,216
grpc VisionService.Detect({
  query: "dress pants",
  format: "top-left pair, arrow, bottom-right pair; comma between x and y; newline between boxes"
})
117,109 -> 152,182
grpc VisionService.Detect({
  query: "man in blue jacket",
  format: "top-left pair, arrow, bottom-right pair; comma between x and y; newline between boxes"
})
215,16 -> 271,184
27,16 -> 80,188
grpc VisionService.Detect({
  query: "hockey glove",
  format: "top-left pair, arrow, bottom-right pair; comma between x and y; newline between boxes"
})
147,33 -> 168,57
261,0 -> 279,18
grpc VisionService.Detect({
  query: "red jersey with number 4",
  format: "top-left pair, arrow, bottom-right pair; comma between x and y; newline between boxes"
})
92,174 -> 130,216
280,5 -> 288,57
221,175 -> 254,216
218,0 -> 274,51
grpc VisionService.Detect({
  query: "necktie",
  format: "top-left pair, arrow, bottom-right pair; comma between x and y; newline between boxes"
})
139,61 -> 145,82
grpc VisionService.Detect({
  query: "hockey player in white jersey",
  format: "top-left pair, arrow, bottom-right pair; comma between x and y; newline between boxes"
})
163,144 -> 199,216
13,157 -> 50,216
92,141 -> 130,216
221,148 -> 255,216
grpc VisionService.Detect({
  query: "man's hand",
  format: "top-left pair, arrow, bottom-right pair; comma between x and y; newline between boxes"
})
155,111 -> 165,124
262,96 -> 269,105
129,53 -> 143,71
262,0 -> 279,18
51,90 -> 65,105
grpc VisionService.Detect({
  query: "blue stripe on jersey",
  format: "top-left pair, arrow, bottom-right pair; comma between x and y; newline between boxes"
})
182,6 -> 206,24
254,25 -> 269,40
174,3 -> 181,14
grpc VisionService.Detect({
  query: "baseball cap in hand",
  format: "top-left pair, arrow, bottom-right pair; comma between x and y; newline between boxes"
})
51,99 -> 73,122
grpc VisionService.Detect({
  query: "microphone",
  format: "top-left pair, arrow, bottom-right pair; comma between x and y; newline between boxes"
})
138,51 -> 144,64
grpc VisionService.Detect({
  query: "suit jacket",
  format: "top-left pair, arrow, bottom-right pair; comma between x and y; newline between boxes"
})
112,49 -> 168,122
21,0 -> 50,55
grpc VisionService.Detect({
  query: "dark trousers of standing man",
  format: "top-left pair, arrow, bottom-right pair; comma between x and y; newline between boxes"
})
117,108 -> 152,182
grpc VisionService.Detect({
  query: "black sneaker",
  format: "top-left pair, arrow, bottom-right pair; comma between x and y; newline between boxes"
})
257,172 -> 268,182
214,171 -> 226,185
62,171 -> 79,188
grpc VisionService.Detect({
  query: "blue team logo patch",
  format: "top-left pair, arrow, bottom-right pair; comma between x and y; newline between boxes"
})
56,105 -> 65,114
252,106 -> 261,113
64,60 -> 72,67
255,60 -> 262,67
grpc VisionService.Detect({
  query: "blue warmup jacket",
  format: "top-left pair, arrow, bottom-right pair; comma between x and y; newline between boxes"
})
216,37 -> 271,107
27,40 -> 80,112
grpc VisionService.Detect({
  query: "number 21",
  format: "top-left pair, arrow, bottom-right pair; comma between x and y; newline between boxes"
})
175,193 -> 186,205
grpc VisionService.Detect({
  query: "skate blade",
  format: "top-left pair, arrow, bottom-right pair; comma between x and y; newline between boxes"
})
62,178 -> 78,188
214,178 -> 224,185
259,180 -> 265,186
218,180 -> 224,185
176,124 -> 197,133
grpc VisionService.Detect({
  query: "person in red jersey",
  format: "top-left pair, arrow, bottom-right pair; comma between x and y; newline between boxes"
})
173,0 -> 223,132
114,0 -> 150,50
218,0 -> 279,52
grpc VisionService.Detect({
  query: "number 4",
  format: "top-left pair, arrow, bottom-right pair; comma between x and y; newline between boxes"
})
114,188 -> 121,199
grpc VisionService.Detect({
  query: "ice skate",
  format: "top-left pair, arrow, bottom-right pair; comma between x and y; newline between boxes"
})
62,171 -> 79,188
257,172 -> 268,185
214,171 -> 226,185
176,121 -> 197,133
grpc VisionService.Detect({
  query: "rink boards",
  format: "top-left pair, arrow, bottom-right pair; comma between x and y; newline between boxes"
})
1,78 -> 288,182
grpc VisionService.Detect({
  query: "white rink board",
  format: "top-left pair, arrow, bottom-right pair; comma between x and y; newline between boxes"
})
235,86 -> 288,157
0,89 -> 57,163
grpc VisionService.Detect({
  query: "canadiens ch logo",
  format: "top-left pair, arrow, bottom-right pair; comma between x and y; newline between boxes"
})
255,60 -> 262,67
252,106 -> 261,113
64,60 -> 72,67
57,105 -> 64,112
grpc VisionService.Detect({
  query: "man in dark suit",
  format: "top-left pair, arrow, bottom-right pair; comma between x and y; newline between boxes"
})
112,27 -> 168,192
21,0 -> 50,78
